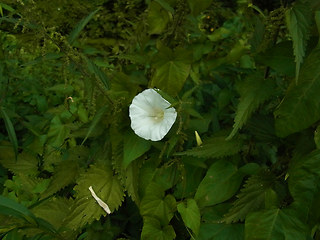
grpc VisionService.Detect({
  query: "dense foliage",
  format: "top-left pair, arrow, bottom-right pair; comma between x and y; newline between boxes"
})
0,0 -> 320,239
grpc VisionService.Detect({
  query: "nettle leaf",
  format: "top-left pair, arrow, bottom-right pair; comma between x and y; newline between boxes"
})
177,199 -> 200,236
141,216 -> 176,240
151,46 -> 192,96
123,131 -> 151,168
64,163 -> 124,230
176,135 -> 243,159
227,74 -> 276,140
147,1 -> 170,35
285,0 -> 312,82
125,161 -> 141,205
140,182 -> 176,225
195,160 -> 244,208
245,208 -> 308,240
223,173 -> 276,223
41,160 -> 79,199
274,47 -> 320,137
0,150 -> 38,176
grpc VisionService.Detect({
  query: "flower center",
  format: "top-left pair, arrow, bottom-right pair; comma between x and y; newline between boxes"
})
150,108 -> 164,122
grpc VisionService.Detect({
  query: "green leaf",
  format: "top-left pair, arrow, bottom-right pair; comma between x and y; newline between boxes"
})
32,197 -> 71,230
64,163 -> 124,229
255,41 -> 295,76
195,160 -> 244,207
85,57 -> 110,90
0,107 -> 18,161
285,0 -> 312,82
288,149 -> 320,207
151,47 -> 192,96
123,131 -> 151,168
81,105 -> 108,145
47,116 -> 70,148
140,182 -> 176,225
316,11 -> 320,45
187,0 -> 213,15
41,160 -> 79,199
0,3 -> 15,13
147,1 -> 170,35
223,173 -> 276,223
141,216 -> 176,240
68,8 -> 100,45
177,199 -> 200,236
0,151 -> 38,176
227,74 -> 276,140
46,84 -> 74,94
274,47 -> 320,137
154,0 -> 174,14
22,53 -> 64,66
245,208 -> 307,240
176,135 -> 243,159
198,223 -> 244,240
0,195 -> 37,225
125,161 -> 141,205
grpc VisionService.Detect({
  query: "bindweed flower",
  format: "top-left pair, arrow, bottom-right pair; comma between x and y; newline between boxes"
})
129,89 -> 177,141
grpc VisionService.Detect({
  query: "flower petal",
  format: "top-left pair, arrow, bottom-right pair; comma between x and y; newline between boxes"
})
129,89 -> 177,141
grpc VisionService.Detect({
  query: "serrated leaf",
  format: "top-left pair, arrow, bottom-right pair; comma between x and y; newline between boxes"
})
227,74 -> 276,140
0,151 -> 38,176
125,161 -> 140,205
0,107 -> 18,161
195,160 -> 244,207
151,47 -> 191,96
177,199 -> 200,236
67,8 -> 100,45
64,163 -> 124,229
123,131 -> 151,168
245,208 -> 307,240
285,0 -> 312,82
141,216 -> 176,240
140,182 -> 176,225
274,47 -> 320,137
41,160 -> 79,199
223,173 -> 276,224
176,135 -> 243,158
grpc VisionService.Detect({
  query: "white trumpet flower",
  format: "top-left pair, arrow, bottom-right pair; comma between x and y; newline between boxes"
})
129,89 -> 177,141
